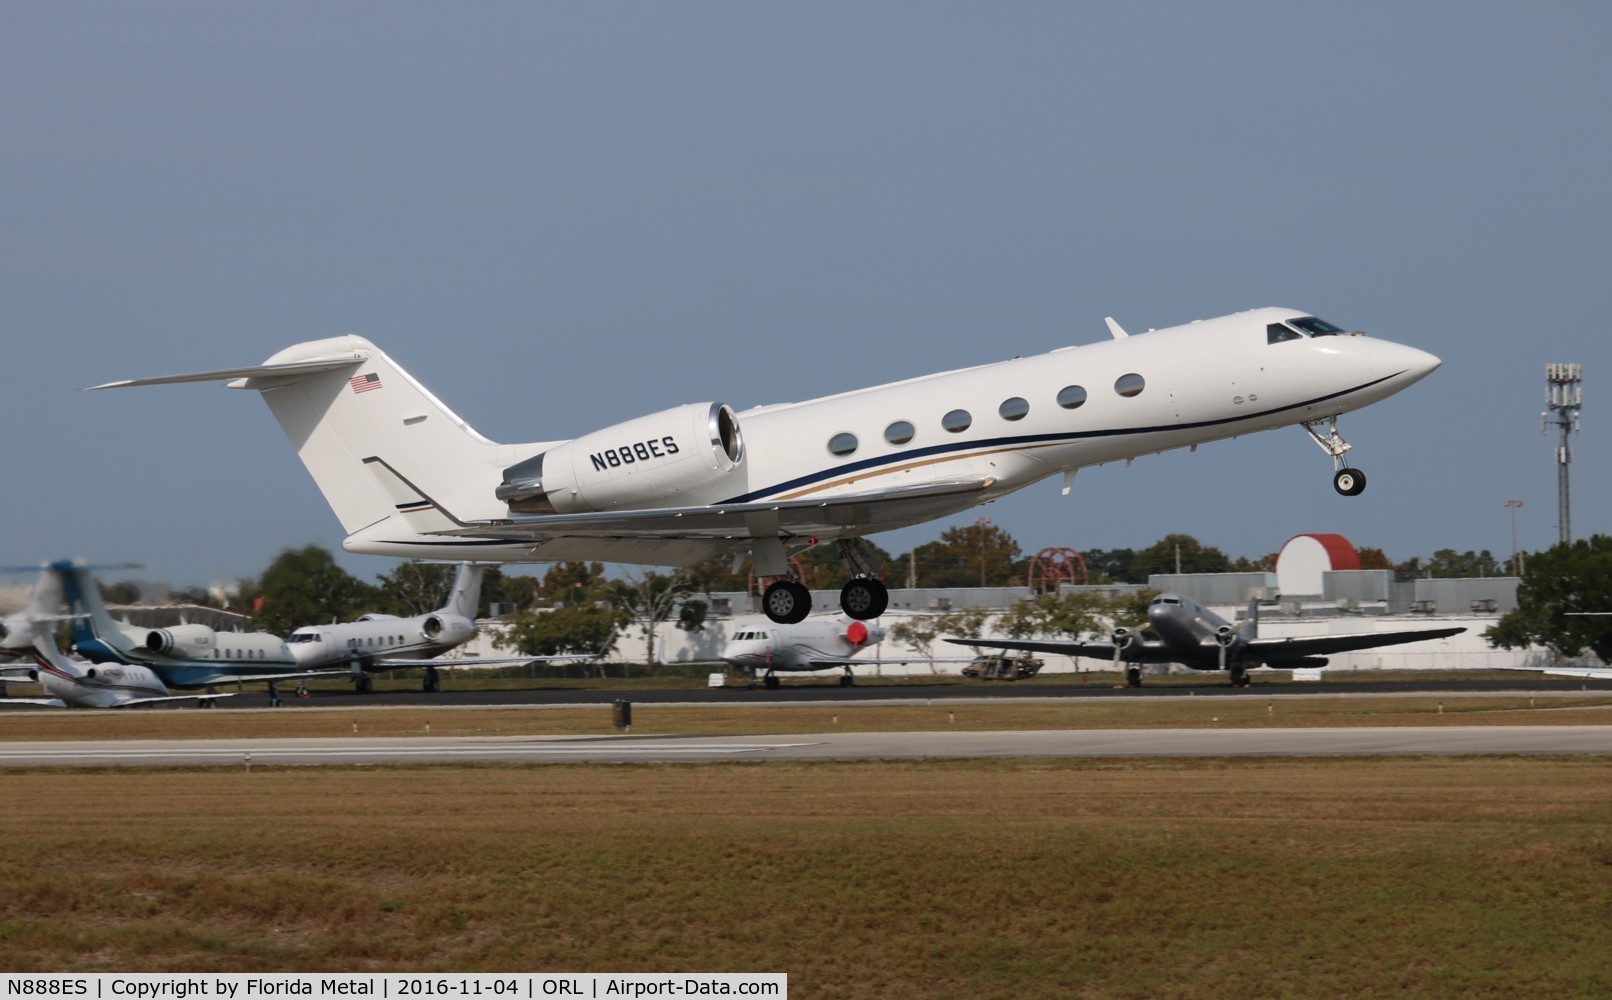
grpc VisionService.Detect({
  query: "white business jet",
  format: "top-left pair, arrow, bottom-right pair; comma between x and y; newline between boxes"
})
50,561 -> 343,705
721,616 -> 888,688
285,561 -> 576,692
94,308 -> 1440,626
5,633 -> 238,709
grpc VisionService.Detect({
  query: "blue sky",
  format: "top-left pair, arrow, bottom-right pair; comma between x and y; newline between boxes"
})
3,2 -> 1607,589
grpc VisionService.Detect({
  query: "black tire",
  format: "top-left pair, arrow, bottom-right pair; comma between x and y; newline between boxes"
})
1333,468 -> 1366,496
763,580 -> 813,624
423,669 -> 440,693
356,674 -> 373,695
839,578 -> 889,620
764,674 -> 780,690
1126,667 -> 1142,687
839,674 -> 854,687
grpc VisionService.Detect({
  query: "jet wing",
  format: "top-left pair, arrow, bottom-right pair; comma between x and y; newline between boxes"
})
366,654 -> 592,669
118,692 -> 240,708
944,637 -> 1182,662
432,478 -> 996,542
1493,665 -> 1612,680
0,697 -> 68,708
1244,626 -> 1466,664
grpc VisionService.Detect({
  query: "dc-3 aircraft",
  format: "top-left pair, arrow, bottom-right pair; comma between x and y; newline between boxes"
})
947,592 -> 1467,687
51,561 -> 343,705
95,308 -> 1441,626
285,561 -> 583,692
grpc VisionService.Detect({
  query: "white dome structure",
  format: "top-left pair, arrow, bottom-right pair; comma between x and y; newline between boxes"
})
1275,533 -> 1361,596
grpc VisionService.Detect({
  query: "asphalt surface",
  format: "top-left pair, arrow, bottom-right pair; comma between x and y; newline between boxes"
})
2,725 -> 1609,766
251,675 -> 1612,710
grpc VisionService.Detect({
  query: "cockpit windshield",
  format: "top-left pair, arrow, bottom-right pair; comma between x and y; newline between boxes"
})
1288,316 -> 1348,337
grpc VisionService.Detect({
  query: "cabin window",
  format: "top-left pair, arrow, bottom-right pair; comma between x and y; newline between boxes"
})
1114,373 -> 1145,398
998,397 -> 1029,421
1289,316 -> 1347,337
1056,385 -> 1087,409
942,409 -> 972,433
828,432 -> 859,457
1267,323 -> 1301,344
884,420 -> 915,446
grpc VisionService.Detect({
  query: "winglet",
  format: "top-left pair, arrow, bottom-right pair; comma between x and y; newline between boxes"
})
1104,317 -> 1128,339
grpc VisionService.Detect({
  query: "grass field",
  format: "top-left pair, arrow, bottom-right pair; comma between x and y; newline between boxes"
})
3,757 -> 1611,998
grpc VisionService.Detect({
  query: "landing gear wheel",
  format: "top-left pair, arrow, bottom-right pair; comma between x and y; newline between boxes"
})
762,580 -> 812,624
764,673 -> 780,690
839,578 -> 888,620
839,674 -> 854,687
1230,666 -> 1250,688
355,674 -> 374,694
1333,467 -> 1366,497
423,667 -> 441,693
1125,667 -> 1143,688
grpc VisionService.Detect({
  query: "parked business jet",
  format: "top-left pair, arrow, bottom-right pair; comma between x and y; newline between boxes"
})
947,593 -> 1466,686
50,561 -> 342,705
286,561 -> 567,692
721,616 -> 888,688
4,633 -> 238,709
95,308 -> 1441,625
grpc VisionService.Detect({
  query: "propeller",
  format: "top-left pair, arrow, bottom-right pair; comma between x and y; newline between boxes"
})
1215,625 -> 1239,671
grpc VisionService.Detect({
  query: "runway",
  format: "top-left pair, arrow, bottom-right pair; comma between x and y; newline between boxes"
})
3,725 -> 1609,767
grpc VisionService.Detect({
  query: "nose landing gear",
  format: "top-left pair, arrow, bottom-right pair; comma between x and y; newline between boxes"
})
1303,416 -> 1367,496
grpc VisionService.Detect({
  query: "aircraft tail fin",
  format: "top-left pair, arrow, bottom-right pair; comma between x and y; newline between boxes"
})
51,562 -> 130,658
0,568 -> 62,653
443,563 -> 486,619
92,337 -> 558,539
1242,596 -> 1259,640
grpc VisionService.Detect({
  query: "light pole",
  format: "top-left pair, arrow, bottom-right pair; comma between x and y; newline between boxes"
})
1504,500 -> 1524,576
974,516 -> 992,588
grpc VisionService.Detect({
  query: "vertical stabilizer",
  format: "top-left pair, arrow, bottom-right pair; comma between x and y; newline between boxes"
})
443,563 -> 486,619
52,562 -> 132,661
1242,597 -> 1260,640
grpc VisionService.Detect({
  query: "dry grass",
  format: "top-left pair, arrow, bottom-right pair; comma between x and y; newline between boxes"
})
2,757 -> 1612,998
1,695 -> 1610,742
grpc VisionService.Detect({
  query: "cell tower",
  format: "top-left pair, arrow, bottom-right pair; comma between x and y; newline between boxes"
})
1543,363 -> 1582,545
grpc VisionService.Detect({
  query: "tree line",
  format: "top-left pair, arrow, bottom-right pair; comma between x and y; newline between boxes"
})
69,529 -> 1600,666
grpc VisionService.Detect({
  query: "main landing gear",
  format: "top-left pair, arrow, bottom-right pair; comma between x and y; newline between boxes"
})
758,537 -> 891,624
1303,416 -> 1366,496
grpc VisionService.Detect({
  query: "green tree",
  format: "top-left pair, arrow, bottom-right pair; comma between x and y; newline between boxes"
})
504,605 -> 624,661
255,545 -> 378,636
1424,549 -> 1502,578
373,561 -> 457,616
540,562 -> 612,606
897,523 -> 1023,588
609,571 -> 693,669
1356,547 -> 1394,571
1486,535 -> 1612,662
1079,548 -> 1140,584
1131,534 -> 1231,578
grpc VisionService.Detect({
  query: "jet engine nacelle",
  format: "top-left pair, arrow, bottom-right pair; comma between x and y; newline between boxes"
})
357,613 -> 401,622
497,403 -> 745,514
145,624 -> 216,658
421,613 -> 475,645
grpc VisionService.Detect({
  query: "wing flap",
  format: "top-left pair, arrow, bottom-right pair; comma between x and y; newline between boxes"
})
435,478 -> 995,542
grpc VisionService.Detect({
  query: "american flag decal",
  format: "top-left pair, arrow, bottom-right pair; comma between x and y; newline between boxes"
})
349,372 -> 382,394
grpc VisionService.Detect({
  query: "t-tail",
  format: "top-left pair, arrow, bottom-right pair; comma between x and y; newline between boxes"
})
90,336 -> 560,553
50,561 -> 133,662
443,562 -> 486,619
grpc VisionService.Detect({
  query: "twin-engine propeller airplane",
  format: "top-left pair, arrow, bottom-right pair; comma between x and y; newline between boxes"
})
948,593 -> 1466,687
94,308 -> 1441,625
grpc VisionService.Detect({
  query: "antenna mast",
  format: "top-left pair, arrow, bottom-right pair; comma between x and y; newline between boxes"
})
1543,363 -> 1582,545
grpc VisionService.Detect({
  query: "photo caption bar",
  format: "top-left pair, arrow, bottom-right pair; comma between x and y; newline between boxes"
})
0,975 -> 786,1000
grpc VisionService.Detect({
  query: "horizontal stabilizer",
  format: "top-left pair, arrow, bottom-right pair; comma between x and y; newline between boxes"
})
87,356 -> 362,390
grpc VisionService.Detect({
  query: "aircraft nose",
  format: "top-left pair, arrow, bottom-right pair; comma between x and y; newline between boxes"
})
1378,341 -> 1442,385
